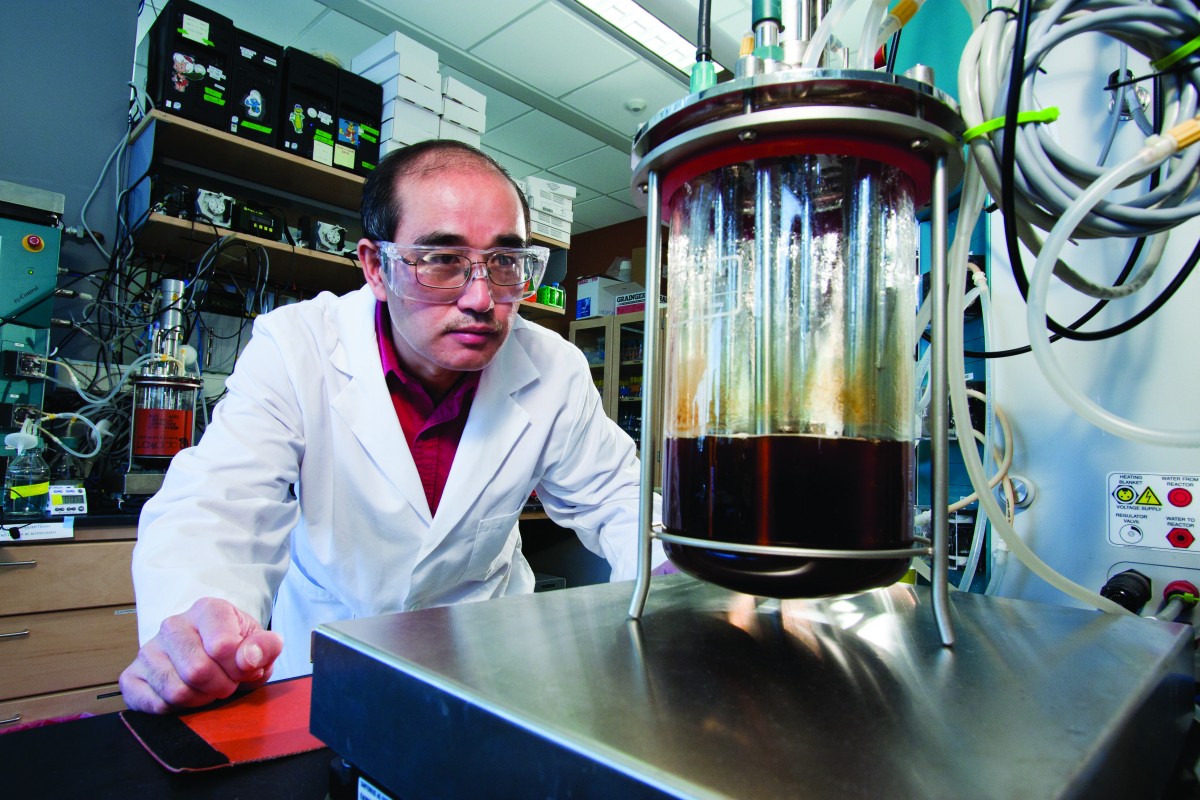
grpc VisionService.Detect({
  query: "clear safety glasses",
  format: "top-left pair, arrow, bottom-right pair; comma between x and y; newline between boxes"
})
375,242 -> 549,304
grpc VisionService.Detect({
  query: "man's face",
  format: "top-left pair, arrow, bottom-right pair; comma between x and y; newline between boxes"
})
371,163 -> 527,395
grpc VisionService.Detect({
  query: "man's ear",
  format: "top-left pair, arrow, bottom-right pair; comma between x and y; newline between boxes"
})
359,238 -> 388,302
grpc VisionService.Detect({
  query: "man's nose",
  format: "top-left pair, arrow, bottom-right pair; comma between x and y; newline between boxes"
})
458,263 -> 495,312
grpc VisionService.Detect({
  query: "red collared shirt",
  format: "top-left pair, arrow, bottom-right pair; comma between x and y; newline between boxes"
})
375,301 -> 479,515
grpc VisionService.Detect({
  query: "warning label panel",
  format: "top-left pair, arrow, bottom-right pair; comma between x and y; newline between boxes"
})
1108,472 -> 1198,552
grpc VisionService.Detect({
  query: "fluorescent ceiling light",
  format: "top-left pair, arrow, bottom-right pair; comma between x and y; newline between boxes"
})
574,0 -> 723,74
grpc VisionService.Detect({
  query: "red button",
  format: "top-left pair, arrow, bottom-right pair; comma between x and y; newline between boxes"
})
1169,488 -> 1194,507
1169,527 -> 1195,548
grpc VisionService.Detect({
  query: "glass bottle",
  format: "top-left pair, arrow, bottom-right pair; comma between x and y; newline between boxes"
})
4,445 -> 51,517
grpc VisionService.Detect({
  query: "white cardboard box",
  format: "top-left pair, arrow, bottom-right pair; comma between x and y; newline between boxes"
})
441,98 -> 485,133
615,289 -> 667,315
352,32 -> 440,90
530,207 -> 572,229
442,76 -> 486,112
379,127 -> 441,154
383,99 -> 441,131
524,174 -> 577,200
360,52 -> 441,93
381,76 -> 443,115
575,276 -> 626,318
382,119 -> 439,147
524,191 -> 572,221
438,119 -> 482,148
532,218 -> 571,245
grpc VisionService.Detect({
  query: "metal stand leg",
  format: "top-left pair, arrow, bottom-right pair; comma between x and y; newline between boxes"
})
629,169 -> 663,620
930,154 -> 956,647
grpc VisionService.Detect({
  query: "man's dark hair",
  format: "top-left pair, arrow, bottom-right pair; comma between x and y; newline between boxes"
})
361,140 -> 531,244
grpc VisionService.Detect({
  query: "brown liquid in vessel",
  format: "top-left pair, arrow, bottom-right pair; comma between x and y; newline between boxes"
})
662,435 -> 914,597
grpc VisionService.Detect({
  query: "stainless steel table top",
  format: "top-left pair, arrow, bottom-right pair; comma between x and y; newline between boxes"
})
311,575 -> 1192,799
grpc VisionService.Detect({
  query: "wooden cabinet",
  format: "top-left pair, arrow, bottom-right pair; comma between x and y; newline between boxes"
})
127,109 -> 564,320
0,530 -> 138,729
569,311 -> 664,486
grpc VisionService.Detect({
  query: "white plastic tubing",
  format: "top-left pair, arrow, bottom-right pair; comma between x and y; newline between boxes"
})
947,159 -> 1133,615
1026,141 -> 1200,447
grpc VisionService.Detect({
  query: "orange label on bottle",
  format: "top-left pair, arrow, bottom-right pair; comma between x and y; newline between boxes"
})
132,409 -> 194,458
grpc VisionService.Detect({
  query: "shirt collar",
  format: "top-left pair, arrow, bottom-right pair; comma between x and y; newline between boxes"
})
374,299 -> 480,401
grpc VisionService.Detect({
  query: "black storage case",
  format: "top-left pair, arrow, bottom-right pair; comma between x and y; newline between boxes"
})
278,48 -> 339,166
146,0 -> 235,128
228,29 -> 283,147
335,70 -> 384,176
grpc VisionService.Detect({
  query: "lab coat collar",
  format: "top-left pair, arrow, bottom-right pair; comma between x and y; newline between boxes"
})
430,315 -> 539,539
329,286 -> 433,523
328,288 -> 541,536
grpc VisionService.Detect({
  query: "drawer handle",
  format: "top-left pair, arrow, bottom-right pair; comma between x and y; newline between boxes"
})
0,629 -> 30,640
0,560 -> 36,568
0,714 -> 20,726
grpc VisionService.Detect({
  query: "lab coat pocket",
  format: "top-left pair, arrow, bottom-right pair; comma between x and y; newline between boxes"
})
464,511 -> 521,581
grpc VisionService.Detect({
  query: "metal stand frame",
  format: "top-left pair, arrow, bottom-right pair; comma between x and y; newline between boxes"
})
626,72 -> 964,646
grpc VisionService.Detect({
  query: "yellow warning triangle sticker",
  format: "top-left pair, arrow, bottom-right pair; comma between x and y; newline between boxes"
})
1135,486 -> 1162,506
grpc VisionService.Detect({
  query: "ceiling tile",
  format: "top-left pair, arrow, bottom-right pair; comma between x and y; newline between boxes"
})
470,3 -> 638,99
290,10 -> 385,68
197,0 -> 330,45
135,0 -> 329,61
368,0 -> 543,49
571,184 -> 601,204
713,1 -> 753,43
440,65 -> 532,129
484,110 -> 604,169
572,194 -> 642,230
483,146 -> 539,180
547,146 -> 633,196
561,61 -> 687,138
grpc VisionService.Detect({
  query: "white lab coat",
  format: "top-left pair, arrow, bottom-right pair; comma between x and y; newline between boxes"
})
133,285 -> 662,678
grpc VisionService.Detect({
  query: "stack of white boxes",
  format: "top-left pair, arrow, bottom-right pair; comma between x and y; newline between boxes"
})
440,76 -> 486,148
353,33 -> 442,156
520,176 -> 575,245
352,32 -> 489,158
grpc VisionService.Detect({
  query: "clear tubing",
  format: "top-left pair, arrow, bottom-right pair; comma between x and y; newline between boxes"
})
1024,145 -> 1200,447
948,393 -> 1013,513
1150,596 -> 1185,622
801,0 -> 861,68
947,159 -> 1133,615
37,413 -> 103,459
856,0 -> 891,68
45,352 -> 170,407
957,274 -> 1000,591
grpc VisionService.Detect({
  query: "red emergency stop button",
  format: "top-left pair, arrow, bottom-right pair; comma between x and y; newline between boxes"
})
22,234 -> 44,252
1168,528 -> 1195,548
1168,487 -> 1193,507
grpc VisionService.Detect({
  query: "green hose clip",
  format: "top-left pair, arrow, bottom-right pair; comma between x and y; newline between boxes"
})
1150,34 -> 1200,72
962,107 -> 1060,142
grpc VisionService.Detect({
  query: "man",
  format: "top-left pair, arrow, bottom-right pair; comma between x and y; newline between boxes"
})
120,140 -> 665,714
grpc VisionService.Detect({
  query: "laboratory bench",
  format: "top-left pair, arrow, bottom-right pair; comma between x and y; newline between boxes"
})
3,574 -> 1200,799
0,516 -> 139,731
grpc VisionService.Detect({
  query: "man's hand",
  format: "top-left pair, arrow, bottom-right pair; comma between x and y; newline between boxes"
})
119,597 -> 284,714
